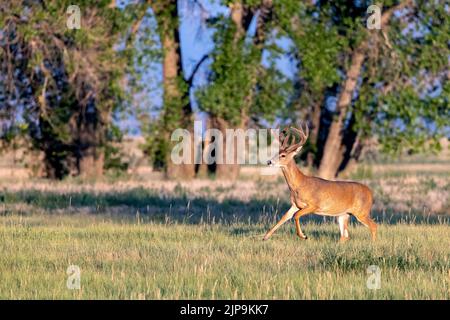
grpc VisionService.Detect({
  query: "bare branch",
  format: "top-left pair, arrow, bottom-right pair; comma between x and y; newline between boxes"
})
186,54 -> 209,87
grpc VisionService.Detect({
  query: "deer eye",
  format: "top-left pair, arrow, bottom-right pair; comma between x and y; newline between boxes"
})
281,154 -> 286,158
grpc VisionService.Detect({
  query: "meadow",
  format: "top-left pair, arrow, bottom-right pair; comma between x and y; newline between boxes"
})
0,163 -> 449,299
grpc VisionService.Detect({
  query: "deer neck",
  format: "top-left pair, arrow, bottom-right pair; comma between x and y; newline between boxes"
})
281,160 -> 305,191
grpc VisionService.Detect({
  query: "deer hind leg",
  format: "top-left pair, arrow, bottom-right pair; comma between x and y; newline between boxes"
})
338,214 -> 351,243
354,209 -> 377,241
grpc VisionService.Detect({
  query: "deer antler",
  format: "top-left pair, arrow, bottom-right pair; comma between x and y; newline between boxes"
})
278,123 -> 309,152
285,123 -> 309,152
291,123 -> 309,145
279,127 -> 290,149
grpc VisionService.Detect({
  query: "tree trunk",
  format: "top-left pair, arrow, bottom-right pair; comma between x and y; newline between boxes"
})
337,112 -> 359,174
156,1 -> 196,180
165,132 -> 195,179
162,32 -> 195,179
77,107 -> 105,178
208,1 -> 245,180
197,115 -> 211,178
211,116 -> 241,181
317,46 -> 366,179
38,116 -> 72,179
210,0 -> 272,180
306,98 -> 323,167
318,0 -> 412,179
78,147 -> 104,178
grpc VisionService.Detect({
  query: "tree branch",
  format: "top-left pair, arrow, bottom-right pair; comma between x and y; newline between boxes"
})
126,0 -> 153,47
186,54 -> 209,87
254,0 -> 273,48
380,0 -> 413,27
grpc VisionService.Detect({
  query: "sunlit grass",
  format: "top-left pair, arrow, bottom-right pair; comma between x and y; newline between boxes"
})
0,161 -> 449,299
0,214 -> 448,299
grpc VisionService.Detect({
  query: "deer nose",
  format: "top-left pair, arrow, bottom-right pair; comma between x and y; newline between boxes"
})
267,160 -> 272,165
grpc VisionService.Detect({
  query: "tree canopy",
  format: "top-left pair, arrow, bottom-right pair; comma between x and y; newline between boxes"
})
1,0 -> 448,180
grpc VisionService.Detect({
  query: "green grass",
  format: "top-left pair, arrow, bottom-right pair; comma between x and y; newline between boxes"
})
0,164 -> 449,300
0,214 -> 448,299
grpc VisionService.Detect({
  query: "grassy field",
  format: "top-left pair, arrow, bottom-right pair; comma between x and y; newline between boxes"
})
0,163 -> 449,299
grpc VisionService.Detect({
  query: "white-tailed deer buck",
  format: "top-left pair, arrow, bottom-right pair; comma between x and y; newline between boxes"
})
263,124 -> 377,242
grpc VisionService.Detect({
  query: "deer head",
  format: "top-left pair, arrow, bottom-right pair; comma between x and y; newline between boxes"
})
267,123 -> 309,167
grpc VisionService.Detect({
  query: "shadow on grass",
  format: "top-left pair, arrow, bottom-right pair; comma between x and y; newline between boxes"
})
0,187 -> 448,226
307,229 -> 340,241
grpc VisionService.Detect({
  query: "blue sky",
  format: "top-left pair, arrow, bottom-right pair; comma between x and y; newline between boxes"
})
119,0 -> 295,135
118,1 -> 449,138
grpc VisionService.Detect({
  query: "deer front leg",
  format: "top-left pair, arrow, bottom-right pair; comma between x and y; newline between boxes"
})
294,207 -> 316,239
263,206 -> 298,241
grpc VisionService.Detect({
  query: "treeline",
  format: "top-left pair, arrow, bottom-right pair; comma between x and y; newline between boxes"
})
0,0 -> 448,180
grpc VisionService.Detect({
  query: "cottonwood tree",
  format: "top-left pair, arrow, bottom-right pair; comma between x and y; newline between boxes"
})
284,0 -> 449,179
0,0 -> 139,178
197,0 -> 291,180
132,0 -> 212,179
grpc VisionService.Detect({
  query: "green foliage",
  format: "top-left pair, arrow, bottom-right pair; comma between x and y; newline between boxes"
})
252,64 -> 292,123
197,18 -> 258,125
352,0 -> 450,156
281,0 -> 449,161
162,76 -> 190,130
196,4 -> 292,126
104,124 -> 129,172
293,23 -> 345,94
0,0 -> 142,177
2,0 -> 449,177
141,118 -> 169,170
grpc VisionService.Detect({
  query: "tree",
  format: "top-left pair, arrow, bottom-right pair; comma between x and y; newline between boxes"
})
152,0 -> 196,179
133,0 -> 211,179
284,0 -> 449,179
317,0 -> 413,179
197,0 -> 290,179
0,0 -> 137,178
2,0 -> 447,181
